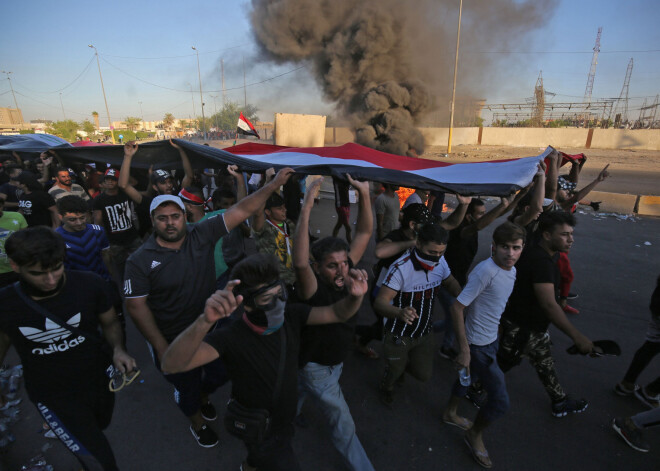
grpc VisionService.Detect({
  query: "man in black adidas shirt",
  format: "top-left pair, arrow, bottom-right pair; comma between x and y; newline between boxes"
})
161,253 -> 368,471
292,175 -> 375,471
0,226 -> 135,471
124,168 -> 295,448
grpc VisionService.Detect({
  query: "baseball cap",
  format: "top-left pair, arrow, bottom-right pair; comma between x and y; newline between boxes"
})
151,169 -> 173,184
104,168 -> 119,180
150,195 -> 185,215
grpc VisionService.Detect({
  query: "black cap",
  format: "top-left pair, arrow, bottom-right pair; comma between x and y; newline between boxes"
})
402,203 -> 432,225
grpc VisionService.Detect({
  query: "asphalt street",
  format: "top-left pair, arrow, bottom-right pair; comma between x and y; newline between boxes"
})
1,197 -> 658,471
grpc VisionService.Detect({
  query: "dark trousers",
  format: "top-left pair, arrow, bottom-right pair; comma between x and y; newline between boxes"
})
623,340 -> 660,392
244,425 -> 301,471
36,376 -> 117,471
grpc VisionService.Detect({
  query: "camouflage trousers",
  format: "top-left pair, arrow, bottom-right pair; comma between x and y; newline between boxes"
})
497,318 -> 565,402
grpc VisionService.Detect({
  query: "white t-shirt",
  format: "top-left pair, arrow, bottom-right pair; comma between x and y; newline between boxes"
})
456,257 -> 516,346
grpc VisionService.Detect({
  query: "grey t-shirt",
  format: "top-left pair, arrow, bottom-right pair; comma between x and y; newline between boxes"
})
375,193 -> 400,239
457,257 -> 516,346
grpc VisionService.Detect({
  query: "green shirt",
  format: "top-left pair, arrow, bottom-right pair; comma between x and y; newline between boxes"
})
0,211 -> 28,274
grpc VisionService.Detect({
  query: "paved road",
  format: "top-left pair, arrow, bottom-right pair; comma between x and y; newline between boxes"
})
575,168 -> 660,196
1,199 -> 658,471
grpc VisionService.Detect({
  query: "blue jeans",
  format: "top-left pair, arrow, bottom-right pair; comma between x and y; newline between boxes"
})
452,340 -> 510,423
298,362 -> 375,471
432,287 -> 456,349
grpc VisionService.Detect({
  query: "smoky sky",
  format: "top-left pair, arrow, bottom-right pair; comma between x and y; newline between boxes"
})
250,0 -> 557,156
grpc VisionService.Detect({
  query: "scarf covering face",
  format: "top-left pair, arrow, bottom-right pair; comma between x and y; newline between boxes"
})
241,280 -> 287,335
412,247 -> 441,271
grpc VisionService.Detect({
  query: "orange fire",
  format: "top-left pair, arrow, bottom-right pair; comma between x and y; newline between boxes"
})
397,187 -> 415,208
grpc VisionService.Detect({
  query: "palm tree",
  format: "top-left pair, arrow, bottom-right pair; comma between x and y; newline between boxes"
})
162,113 -> 175,131
123,116 -> 142,132
92,111 -> 100,129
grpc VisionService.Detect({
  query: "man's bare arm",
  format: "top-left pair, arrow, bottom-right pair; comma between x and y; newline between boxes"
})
118,141 -> 144,204
293,178 -> 322,301
126,297 -> 170,361
346,174 -> 373,265
440,195 -> 471,230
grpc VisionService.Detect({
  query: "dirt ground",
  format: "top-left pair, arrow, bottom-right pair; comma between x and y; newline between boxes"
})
423,144 -> 660,173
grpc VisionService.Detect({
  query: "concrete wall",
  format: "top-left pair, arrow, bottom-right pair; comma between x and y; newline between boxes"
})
275,113 -> 326,147
325,127 -> 355,144
590,129 -> 660,151
481,127 -> 589,148
419,127 -> 480,146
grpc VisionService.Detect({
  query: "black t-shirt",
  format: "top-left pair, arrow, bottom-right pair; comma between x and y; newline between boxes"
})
375,228 -> 412,279
299,274 -> 356,367
204,304 -> 311,432
18,191 -> 56,227
93,190 -> 140,245
333,178 -> 350,208
444,218 -> 478,287
502,243 -> 560,332
124,213 -> 228,341
0,182 -> 20,202
0,271 -> 112,402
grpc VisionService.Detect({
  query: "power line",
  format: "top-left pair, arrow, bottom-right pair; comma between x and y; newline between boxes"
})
12,90 -> 90,117
463,49 -> 660,55
100,44 -> 243,60
9,55 -> 96,95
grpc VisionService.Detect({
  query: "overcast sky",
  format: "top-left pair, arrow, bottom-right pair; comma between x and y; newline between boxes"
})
2,0 -> 658,125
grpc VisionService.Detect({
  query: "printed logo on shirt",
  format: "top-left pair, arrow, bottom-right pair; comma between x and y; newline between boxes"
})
150,260 -> 161,269
18,314 -> 86,355
124,279 -> 132,295
104,200 -> 133,233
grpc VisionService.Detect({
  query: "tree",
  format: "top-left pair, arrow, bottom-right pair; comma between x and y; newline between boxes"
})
81,119 -> 96,136
162,113 -> 175,131
91,111 -> 100,129
46,120 -> 80,141
123,116 -> 142,132
209,101 -> 260,131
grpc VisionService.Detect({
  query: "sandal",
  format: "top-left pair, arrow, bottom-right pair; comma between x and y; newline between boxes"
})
464,434 -> 493,468
442,413 -> 473,431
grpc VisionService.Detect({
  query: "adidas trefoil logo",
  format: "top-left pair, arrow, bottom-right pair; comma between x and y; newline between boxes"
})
19,313 -> 86,355
151,260 -> 161,269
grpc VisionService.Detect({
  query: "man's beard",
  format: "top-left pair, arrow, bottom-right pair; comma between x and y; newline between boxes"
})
155,225 -> 186,243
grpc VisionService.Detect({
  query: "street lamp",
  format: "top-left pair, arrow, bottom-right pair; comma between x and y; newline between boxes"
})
1,71 -> 23,129
192,46 -> 207,141
88,44 -> 116,144
447,0 -> 463,154
187,82 -> 196,133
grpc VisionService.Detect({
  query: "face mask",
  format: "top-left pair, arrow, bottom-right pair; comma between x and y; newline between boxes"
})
413,247 -> 441,265
242,281 -> 288,335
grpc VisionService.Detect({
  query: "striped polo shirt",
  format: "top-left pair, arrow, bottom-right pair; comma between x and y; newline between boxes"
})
56,224 -> 111,281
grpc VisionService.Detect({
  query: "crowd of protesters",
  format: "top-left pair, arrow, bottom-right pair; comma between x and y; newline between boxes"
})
0,140 -> 657,471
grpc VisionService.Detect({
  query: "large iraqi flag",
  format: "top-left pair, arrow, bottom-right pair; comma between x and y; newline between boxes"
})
41,140 -> 551,196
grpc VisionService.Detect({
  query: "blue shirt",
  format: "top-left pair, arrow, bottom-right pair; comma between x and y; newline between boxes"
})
56,224 -> 111,281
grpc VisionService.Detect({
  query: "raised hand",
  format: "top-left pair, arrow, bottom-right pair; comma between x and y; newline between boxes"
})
344,268 -> 369,297
271,167 -> 295,187
597,164 -> 610,182
203,280 -> 243,324
124,141 -> 138,158
169,138 -> 181,150
346,173 -> 369,194
227,164 -> 242,179
303,177 -> 324,207
455,194 -> 472,205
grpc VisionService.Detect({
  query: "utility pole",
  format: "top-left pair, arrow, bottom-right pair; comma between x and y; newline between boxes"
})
210,94 -> 218,130
192,46 -> 206,140
59,93 -> 66,120
1,71 -> 23,129
447,0 -> 463,154
88,45 -> 116,144
243,56 -> 247,108
583,27 -> 602,105
138,101 -> 144,130
221,58 -> 226,106
187,82 -> 197,127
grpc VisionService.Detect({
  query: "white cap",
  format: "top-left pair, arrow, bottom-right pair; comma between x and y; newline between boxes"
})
150,195 -> 185,215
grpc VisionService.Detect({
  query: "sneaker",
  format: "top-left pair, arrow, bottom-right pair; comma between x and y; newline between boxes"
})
438,346 -> 457,360
190,424 -> 219,448
612,417 -> 649,452
562,305 -> 580,315
614,382 -> 638,397
634,387 -> 660,409
551,397 -> 588,417
200,401 -> 217,421
566,292 -> 579,300
379,388 -> 394,408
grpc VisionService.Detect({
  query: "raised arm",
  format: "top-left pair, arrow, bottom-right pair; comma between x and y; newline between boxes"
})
293,178 -> 323,300
560,164 -> 610,211
224,167 -> 294,232
227,165 -> 247,201
346,174 -> 373,265
162,281 -> 241,374
374,237 -> 416,260
118,141 -> 144,204
545,149 -> 559,201
567,159 -> 581,184
169,139 -> 194,188
513,162 -> 546,227
306,269 -> 368,325
460,194 -> 515,239
98,307 -> 136,373
439,195 -> 472,230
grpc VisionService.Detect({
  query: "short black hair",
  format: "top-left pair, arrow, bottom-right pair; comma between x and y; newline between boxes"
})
16,172 -> 43,192
417,222 -> 449,246
402,203 -> 431,226
56,195 -> 88,215
537,210 -> 576,235
230,253 -> 280,295
54,166 -> 70,175
211,188 -> 236,207
311,237 -> 350,263
467,198 -> 485,215
5,226 -> 65,269
265,193 -> 285,210
492,221 -> 526,246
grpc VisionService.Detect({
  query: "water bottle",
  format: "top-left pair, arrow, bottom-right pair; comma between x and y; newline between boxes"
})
458,367 -> 471,387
